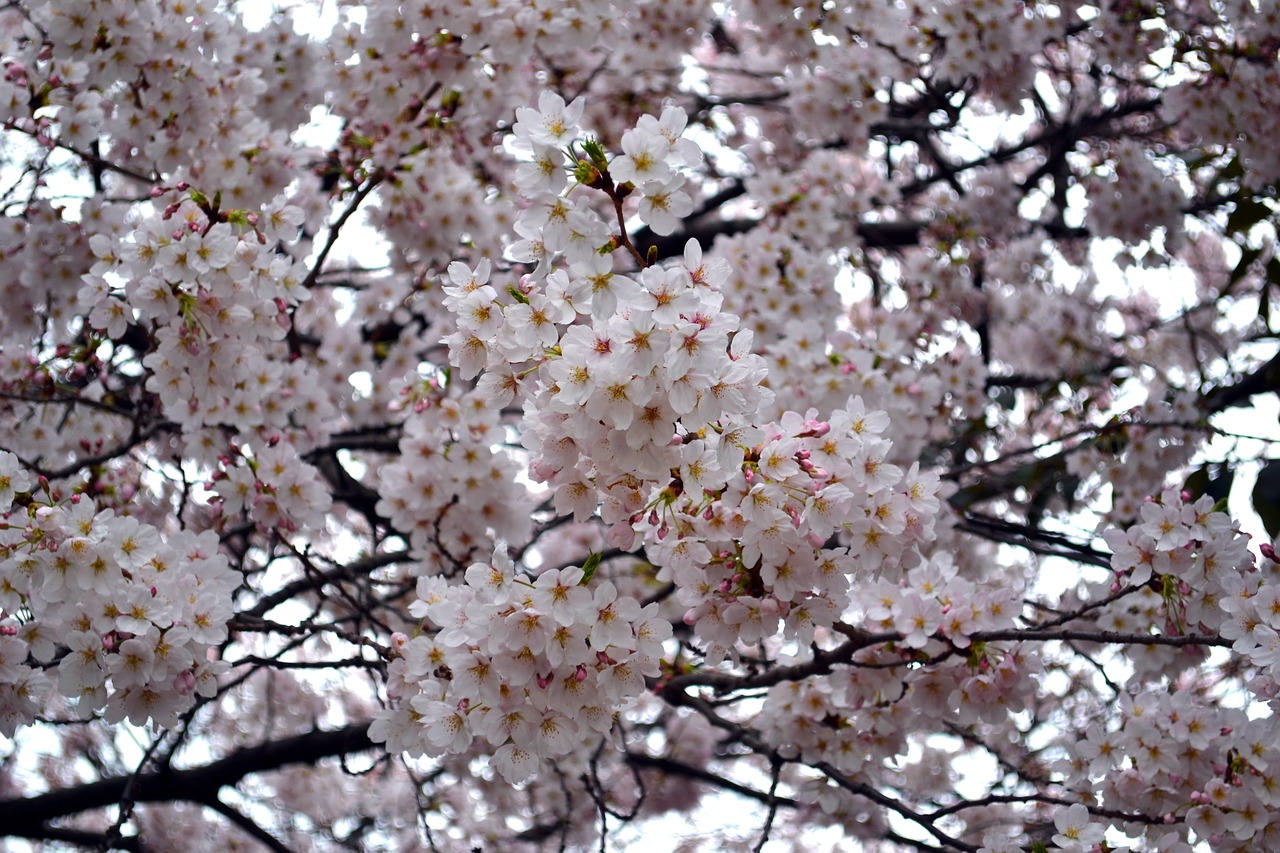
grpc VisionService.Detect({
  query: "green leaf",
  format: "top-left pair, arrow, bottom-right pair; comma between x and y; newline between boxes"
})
1221,154 -> 1245,181
580,138 -> 609,170
1184,465 -> 1209,500
1254,460 -> 1280,539
1183,150 -> 1218,172
1230,245 -> 1263,284
1267,256 -> 1280,285
572,158 -> 599,186
579,551 -> 602,585
1184,463 -> 1234,504
991,386 -> 1017,410
506,285 -> 529,304
1261,278 -> 1273,333
1227,197 -> 1274,236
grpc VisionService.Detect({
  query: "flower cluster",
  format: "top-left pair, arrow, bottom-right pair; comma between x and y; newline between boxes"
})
1058,689 -> 1280,851
1066,394 -> 1203,525
655,401 -> 947,664
20,0 -> 323,205
77,192 -> 339,533
4,0 -> 1280,847
0,452 -> 234,733
370,546 -> 670,783
80,193 -> 317,437
446,96 -> 956,669
1087,139 -> 1187,249
757,551 -> 1026,772
1015,491 -> 1280,850
374,384 -> 534,573
211,439 -> 334,534
1097,488 -> 1253,681
1164,17 -> 1280,187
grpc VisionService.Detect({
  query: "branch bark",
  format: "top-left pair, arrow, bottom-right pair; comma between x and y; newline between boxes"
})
0,724 -> 375,842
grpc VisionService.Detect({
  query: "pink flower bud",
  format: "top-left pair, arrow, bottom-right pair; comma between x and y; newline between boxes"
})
173,669 -> 197,694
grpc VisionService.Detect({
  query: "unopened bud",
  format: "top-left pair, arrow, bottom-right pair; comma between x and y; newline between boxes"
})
173,669 -> 197,694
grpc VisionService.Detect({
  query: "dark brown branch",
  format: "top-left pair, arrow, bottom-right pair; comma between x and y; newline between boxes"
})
624,751 -> 798,807
244,549 -> 412,618
0,724 -> 375,840
665,625 -> 1225,694
205,797 -> 298,853
969,628 -> 1228,649
956,513 -> 1111,567
1200,349 -> 1280,413
16,825 -> 147,852
301,171 -> 386,292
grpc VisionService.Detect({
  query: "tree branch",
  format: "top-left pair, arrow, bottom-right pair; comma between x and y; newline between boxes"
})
0,724 -> 375,841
